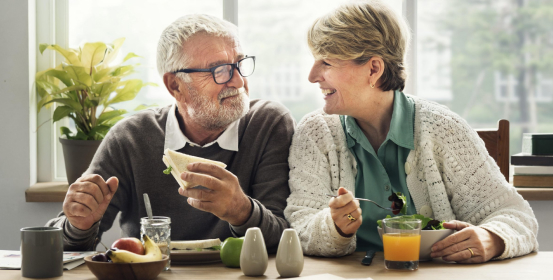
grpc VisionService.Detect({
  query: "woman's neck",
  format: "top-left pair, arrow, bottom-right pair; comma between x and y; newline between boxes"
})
350,90 -> 395,152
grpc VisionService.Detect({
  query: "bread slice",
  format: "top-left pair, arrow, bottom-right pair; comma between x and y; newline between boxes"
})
171,238 -> 222,250
162,149 -> 227,189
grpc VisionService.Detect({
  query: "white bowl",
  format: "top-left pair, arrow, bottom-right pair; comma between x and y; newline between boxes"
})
377,227 -> 453,261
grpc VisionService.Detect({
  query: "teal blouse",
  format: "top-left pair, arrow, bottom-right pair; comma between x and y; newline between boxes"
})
339,90 -> 417,252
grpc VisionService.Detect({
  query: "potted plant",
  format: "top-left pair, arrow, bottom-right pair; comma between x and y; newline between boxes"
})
36,38 -> 155,184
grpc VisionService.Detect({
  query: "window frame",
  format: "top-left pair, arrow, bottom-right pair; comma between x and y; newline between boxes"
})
34,0 -> 414,183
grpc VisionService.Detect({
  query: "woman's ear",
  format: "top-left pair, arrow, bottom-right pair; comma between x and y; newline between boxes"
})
163,72 -> 184,101
367,57 -> 385,87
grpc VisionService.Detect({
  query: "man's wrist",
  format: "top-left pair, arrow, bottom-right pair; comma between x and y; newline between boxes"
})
229,195 -> 253,226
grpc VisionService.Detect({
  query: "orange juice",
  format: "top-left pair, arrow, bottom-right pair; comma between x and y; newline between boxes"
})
383,233 -> 421,261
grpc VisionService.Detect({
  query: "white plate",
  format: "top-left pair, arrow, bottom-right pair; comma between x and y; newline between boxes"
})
170,250 -> 221,264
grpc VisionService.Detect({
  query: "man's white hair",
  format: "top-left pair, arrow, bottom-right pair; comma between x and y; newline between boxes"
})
156,14 -> 239,82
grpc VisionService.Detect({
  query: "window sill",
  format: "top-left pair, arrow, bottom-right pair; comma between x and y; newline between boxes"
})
26,182 -> 69,202
25,182 -> 553,202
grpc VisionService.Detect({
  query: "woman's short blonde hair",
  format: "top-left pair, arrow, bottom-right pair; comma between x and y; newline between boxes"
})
307,0 -> 410,91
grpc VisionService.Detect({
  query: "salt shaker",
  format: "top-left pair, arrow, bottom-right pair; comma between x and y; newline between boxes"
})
276,228 -> 304,277
240,227 -> 268,276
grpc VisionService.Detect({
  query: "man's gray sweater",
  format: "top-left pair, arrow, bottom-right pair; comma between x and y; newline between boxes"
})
46,99 -> 295,253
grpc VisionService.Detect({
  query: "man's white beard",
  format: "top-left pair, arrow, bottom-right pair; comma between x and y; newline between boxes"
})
185,86 -> 250,131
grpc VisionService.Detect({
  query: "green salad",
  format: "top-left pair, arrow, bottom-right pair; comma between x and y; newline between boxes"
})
389,192 -> 407,215
377,214 -> 446,230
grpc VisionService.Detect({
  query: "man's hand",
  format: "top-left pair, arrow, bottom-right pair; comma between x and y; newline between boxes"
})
62,175 -> 119,231
178,162 -> 252,226
329,187 -> 362,237
430,220 -> 506,263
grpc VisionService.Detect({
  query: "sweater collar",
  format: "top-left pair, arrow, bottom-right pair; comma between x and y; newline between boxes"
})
164,103 -> 239,152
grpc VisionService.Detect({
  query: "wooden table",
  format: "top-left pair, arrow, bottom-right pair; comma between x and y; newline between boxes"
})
2,251 -> 551,280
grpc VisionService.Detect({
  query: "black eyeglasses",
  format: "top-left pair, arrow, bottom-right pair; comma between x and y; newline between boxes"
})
173,56 -> 256,84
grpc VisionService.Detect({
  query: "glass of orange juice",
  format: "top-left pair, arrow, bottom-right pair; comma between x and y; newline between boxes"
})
382,217 -> 421,270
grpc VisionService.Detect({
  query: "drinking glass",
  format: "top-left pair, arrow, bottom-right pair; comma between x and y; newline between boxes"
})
382,217 -> 421,270
140,216 -> 171,270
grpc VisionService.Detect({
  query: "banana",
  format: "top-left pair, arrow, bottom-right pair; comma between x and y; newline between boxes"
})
107,234 -> 163,263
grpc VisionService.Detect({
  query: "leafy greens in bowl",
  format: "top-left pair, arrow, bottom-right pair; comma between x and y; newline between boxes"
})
377,214 -> 446,230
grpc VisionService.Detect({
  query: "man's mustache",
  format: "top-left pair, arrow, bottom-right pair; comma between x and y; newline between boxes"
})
218,87 -> 246,102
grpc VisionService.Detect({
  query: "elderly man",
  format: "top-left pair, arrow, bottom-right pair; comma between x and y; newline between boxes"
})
46,14 -> 295,252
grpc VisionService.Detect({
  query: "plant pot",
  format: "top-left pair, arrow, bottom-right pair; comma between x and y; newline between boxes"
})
59,138 -> 102,185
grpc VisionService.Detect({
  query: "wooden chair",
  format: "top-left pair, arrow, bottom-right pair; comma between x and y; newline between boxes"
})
475,119 -> 510,181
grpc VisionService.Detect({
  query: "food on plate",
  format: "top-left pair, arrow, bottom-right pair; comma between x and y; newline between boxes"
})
162,148 -> 227,189
107,234 -> 162,263
388,191 -> 407,215
377,214 -> 446,230
220,237 -> 245,268
111,237 -> 145,255
171,238 -> 222,251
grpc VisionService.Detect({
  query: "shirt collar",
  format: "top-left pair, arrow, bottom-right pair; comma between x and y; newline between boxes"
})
388,90 -> 415,150
343,90 -> 414,150
164,103 -> 240,152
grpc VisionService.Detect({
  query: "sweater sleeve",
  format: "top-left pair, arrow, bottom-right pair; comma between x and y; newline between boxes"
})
45,126 -> 130,251
284,114 -> 356,257
230,111 -> 295,253
441,116 -> 539,259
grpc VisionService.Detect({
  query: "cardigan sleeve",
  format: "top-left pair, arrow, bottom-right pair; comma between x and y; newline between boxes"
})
284,113 -> 356,257
434,111 -> 539,259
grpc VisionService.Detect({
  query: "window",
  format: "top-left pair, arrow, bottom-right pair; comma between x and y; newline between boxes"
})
417,0 -> 553,155
239,0 -> 403,121
37,0 -> 552,182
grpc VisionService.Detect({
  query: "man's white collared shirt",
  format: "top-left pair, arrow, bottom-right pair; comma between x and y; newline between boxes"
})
164,103 -> 239,152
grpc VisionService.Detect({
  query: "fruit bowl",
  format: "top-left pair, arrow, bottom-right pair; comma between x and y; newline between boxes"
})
377,227 -> 453,261
84,255 -> 169,280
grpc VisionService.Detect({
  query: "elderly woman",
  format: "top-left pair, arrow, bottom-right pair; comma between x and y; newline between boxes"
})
284,0 -> 538,263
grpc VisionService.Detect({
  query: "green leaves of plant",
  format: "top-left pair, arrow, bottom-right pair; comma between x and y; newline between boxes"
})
97,109 -> 126,125
45,98 -> 82,111
53,106 -> 74,122
81,42 -> 107,72
39,43 -> 82,66
65,66 -> 92,87
37,38 -> 155,141
106,80 -> 155,105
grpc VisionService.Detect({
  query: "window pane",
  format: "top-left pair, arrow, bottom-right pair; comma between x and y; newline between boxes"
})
417,0 -> 553,156
69,0 -> 223,113
238,0 -> 403,122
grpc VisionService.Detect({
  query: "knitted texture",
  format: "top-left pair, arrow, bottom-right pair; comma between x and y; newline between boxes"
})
285,97 -> 539,258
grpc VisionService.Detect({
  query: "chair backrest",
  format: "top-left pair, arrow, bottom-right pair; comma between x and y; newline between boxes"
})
475,119 -> 510,181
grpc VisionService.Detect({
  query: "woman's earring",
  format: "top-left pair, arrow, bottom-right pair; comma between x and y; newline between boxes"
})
370,83 -> 375,89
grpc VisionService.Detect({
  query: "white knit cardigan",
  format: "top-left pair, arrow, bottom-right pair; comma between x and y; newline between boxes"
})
284,97 -> 538,258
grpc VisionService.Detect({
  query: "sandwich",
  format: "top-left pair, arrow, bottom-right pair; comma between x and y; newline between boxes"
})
162,149 -> 227,189
171,238 -> 222,251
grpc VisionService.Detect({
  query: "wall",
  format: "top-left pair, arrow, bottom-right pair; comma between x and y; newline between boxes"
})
0,0 -> 120,251
0,0 -> 551,253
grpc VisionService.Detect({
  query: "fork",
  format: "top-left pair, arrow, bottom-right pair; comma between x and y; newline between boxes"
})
325,194 -> 394,212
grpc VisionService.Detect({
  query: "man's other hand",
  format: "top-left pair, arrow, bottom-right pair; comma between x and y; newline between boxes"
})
62,174 -> 119,230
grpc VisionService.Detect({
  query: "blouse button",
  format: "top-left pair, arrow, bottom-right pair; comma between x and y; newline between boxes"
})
385,185 -> 391,191
405,162 -> 411,175
420,205 -> 433,218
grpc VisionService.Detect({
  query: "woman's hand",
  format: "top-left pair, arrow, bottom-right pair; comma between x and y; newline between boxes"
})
430,220 -> 505,263
329,187 -> 362,237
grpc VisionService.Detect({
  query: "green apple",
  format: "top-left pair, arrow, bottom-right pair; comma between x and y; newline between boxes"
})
220,236 -> 244,268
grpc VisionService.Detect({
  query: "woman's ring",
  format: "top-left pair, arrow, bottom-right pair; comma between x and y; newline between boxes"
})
467,247 -> 475,258
347,214 -> 357,221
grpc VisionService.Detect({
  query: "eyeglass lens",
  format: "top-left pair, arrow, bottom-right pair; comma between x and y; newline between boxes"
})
214,57 -> 255,84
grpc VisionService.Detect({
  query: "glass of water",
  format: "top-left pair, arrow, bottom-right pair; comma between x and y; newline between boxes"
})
140,216 -> 171,270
